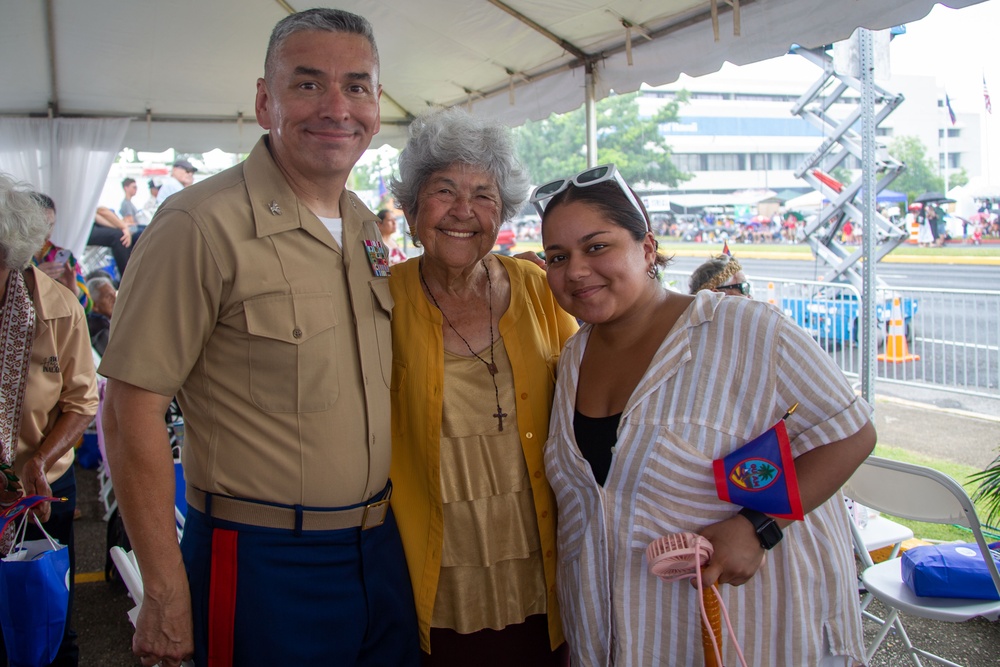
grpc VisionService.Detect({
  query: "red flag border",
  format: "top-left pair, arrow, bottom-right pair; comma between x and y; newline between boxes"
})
712,420 -> 804,521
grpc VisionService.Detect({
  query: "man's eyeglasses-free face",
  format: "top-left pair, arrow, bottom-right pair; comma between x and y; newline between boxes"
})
529,164 -> 650,231
716,281 -> 751,296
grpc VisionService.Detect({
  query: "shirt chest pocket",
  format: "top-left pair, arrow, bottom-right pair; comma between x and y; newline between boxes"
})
244,293 -> 338,413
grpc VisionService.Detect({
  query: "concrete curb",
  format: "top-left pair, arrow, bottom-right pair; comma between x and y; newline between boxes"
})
874,394 -> 1000,424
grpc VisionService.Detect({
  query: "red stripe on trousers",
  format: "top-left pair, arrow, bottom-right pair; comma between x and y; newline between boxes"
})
208,528 -> 238,667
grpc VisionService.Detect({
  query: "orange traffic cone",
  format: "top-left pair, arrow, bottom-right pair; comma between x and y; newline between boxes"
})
765,281 -> 778,306
877,297 -> 919,362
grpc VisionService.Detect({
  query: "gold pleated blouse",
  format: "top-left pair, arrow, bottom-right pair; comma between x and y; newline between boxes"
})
432,337 -> 548,633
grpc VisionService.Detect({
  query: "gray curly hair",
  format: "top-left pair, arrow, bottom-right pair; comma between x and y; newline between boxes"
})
390,108 -> 529,244
0,173 -> 49,272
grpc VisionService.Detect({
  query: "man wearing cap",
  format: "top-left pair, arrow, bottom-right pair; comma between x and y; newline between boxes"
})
155,159 -> 197,206
100,8 -> 418,667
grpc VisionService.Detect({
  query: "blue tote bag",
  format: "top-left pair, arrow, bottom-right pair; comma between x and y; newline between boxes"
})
0,496 -> 69,667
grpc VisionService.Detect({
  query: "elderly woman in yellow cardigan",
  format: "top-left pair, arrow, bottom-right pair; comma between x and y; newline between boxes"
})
387,108 -> 577,667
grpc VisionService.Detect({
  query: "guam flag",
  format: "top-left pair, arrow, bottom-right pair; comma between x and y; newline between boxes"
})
713,419 -> 804,520
1,496 -> 64,534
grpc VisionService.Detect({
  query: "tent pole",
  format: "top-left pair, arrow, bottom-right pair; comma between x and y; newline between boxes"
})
859,27 -> 877,405
585,62 -> 597,167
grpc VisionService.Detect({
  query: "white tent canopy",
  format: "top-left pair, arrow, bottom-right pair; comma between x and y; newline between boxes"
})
1,0 -> 985,152
0,0 -> 985,254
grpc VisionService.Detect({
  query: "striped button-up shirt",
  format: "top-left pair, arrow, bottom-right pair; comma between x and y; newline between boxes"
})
545,292 -> 869,666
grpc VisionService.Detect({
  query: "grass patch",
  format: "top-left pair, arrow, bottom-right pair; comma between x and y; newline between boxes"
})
869,444 -> 1000,543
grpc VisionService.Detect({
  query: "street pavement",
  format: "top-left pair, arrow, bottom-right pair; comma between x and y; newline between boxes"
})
67,387 -> 1000,666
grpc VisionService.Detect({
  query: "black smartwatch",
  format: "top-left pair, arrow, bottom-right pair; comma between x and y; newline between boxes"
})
738,507 -> 783,550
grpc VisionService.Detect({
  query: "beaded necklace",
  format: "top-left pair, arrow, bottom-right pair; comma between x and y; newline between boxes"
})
420,258 -> 507,431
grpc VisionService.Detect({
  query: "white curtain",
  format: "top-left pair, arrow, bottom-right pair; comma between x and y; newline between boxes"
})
0,118 -> 130,256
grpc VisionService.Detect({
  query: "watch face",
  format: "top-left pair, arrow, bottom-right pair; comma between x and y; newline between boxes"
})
740,508 -> 783,549
758,519 -> 783,549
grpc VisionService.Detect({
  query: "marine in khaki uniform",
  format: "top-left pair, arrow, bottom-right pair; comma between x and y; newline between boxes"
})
99,9 -> 418,667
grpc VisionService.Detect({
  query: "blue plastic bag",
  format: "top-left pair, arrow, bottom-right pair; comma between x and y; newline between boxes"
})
901,542 -> 1000,601
0,496 -> 70,667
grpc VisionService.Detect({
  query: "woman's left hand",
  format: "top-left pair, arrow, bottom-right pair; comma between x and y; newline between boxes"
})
697,514 -> 767,587
19,456 -> 53,523
37,260 -> 78,294
513,251 -> 546,269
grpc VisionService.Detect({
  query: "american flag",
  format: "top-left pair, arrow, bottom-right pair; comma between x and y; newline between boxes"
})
946,94 -> 957,125
986,75 -> 993,115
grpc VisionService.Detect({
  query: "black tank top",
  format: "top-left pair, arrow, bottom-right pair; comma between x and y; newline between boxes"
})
573,411 -> 622,486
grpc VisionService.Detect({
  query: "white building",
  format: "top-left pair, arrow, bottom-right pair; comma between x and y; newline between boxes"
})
637,53 -> 982,206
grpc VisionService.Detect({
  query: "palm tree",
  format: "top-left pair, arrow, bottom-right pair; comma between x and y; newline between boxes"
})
970,454 -> 1000,527
756,464 -> 777,484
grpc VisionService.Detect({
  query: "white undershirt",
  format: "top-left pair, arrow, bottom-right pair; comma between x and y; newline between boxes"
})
316,215 -> 343,248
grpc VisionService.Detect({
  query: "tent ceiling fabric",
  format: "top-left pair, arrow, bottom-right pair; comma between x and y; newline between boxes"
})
0,0 -> 984,153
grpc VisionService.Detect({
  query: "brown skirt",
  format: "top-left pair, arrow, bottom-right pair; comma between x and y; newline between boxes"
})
422,614 -> 568,667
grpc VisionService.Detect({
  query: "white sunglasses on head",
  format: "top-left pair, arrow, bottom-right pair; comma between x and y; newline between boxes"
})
529,163 -> 650,231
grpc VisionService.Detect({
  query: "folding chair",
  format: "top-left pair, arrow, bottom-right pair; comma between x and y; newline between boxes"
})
94,378 -> 117,520
842,456 -> 1000,667
843,499 -> 918,663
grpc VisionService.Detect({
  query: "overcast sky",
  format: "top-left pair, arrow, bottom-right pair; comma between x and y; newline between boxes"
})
891,0 -> 998,115
698,0 -> 1000,185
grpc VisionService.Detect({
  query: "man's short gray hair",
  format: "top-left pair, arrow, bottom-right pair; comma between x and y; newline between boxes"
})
0,173 -> 49,271
265,8 -> 379,81
390,108 -> 529,235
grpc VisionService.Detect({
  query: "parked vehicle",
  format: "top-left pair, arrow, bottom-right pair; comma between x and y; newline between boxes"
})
782,290 -> 917,348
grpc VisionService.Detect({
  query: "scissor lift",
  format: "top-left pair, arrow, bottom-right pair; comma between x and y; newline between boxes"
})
790,45 -> 908,292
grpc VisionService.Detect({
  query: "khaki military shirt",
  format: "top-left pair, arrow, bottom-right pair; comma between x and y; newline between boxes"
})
100,137 -> 393,507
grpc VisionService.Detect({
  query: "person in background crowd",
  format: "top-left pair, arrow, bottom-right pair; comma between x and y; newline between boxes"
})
689,249 -> 752,298
119,178 -> 145,234
925,205 -> 943,247
155,160 -> 197,206
141,179 -> 161,223
535,165 -> 875,666
84,275 -> 116,357
99,9 -> 418,667
388,108 -> 576,666
0,172 -> 99,667
376,208 -> 407,265
28,193 -> 91,313
88,206 -> 137,275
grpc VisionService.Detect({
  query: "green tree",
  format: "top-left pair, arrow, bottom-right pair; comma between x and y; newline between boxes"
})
513,91 -> 690,187
349,146 -> 400,209
830,166 -> 854,188
948,167 -> 969,189
889,135 -> 944,202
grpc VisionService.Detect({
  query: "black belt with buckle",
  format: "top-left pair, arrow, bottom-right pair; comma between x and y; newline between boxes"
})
187,482 -> 391,532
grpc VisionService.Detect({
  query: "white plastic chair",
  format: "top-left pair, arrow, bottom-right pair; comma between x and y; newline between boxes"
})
842,456 -> 1000,667
94,378 -> 118,520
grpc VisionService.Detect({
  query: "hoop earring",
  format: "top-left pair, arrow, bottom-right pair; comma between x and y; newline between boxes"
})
647,265 -> 657,280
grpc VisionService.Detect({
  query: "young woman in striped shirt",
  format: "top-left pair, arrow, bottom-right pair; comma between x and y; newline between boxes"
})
533,166 -> 876,666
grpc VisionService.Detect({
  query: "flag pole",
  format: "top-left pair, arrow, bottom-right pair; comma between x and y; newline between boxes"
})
943,93 -> 950,194
985,73 -> 992,186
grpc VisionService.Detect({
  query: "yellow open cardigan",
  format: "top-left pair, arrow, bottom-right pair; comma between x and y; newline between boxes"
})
388,253 -> 578,653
